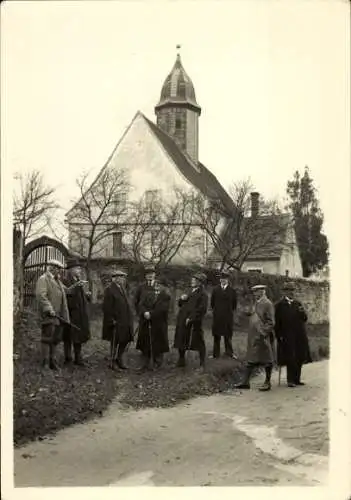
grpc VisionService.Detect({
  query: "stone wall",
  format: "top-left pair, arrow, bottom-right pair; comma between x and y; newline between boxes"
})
83,260 -> 329,326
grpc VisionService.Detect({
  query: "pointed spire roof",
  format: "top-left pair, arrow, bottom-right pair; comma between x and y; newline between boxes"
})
155,47 -> 201,113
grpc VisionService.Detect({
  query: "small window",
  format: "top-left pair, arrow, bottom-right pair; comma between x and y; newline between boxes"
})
145,190 -> 159,204
112,232 -> 123,257
175,118 -> 182,130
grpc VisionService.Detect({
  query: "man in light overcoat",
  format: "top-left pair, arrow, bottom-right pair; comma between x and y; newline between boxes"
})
234,284 -> 275,391
36,259 -> 71,370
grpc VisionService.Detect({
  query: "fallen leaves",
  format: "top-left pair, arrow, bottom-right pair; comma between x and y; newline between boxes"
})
13,309 -> 328,448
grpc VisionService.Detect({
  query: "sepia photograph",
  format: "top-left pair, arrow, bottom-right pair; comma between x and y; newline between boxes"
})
1,0 -> 350,498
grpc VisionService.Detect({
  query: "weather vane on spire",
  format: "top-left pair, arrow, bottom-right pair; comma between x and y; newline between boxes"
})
176,44 -> 181,55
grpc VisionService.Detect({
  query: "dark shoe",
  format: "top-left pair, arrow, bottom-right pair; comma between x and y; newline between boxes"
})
74,358 -> 85,367
116,358 -> 127,370
234,382 -> 250,389
288,382 -> 296,387
49,360 -> 59,371
64,358 -> 73,365
296,381 -> 305,386
258,382 -> 271,392
176,358 -> 186,368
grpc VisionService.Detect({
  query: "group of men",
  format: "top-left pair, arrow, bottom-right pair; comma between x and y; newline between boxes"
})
35,259 -> 312,390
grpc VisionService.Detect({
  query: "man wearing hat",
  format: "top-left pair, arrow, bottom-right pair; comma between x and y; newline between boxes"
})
210,270 -> 237,358
235,284 -> 275,391
134,265 -> 156,315
35,259 -> 70,370
174,271 -> 208,370
135,276 -> 170,370
275,282 -> 311,387
62,258 -> 91,366
102,269 -> 134,370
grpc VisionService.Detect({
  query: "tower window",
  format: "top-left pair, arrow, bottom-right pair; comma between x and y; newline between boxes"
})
175,118 -> 182,130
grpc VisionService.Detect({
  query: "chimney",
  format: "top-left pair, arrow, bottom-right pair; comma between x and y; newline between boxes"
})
250,192 -> 259,218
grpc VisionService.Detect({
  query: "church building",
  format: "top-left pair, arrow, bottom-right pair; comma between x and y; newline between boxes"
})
66,50 -> 234,266
66,50 -> 303,276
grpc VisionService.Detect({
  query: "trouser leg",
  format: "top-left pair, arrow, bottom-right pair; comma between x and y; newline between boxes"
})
64,338 -> 73,362
264,364 -> 273,383
49,344 -> 59,370
198,337 -> 206,366
41,343 -> 50,367
177,349 -> 186,367
116,342 -> 128,369
224,336 -> 233,356
74,343 -> 84,365
213,336 -> 221,358
235,363 -> 255,388
287,363 -> 297,385
295,363 -> 302,384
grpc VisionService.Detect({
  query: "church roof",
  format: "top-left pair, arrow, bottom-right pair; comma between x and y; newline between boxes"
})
155,54 -> 201,112
66,111 -> 235,217
143,115 -> 234,212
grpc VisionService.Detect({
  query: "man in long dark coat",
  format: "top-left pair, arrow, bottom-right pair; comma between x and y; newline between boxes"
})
234,284 -> 275,391
102,269 -> 134,370
275,282 -> 312,387
174,272 -> 208,371
134,265 -> 156,315
62,258 -> 91,366
211,271 -> 237,358
136,277 -> 170,370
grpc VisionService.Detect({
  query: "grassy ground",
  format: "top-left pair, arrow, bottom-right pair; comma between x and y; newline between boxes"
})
13,309 -> 329,447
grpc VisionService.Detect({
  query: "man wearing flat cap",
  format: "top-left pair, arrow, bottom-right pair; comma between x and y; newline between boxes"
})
235,284 -> 275,391
102,269 -> 134,370
210,270 -> 237,359
36,259 -> 70,370
62,258 -> 91,366
174,271 -> 208,370
135,275 -> 170,370
275,282 -> 311,387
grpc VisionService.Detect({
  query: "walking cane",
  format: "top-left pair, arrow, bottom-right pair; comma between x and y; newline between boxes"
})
148,320 -> 154,370
109,322 -> 117,370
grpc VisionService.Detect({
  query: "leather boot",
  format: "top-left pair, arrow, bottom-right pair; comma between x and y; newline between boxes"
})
64,341 -> 73,364
234,366 -> 253,389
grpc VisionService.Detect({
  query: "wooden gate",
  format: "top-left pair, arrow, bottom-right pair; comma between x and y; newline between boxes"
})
23,236 -> 71,308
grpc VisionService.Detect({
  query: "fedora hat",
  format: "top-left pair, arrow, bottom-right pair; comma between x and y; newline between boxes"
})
282,282 -> 295,291
47,259 -> 64,269
219,270 -> 230,278
193,271 -> 207,283
144,265 -> 156,274
66,258 -> 81,270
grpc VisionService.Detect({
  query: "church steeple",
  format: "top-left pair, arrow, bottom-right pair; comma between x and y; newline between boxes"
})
155,47 -> 201,163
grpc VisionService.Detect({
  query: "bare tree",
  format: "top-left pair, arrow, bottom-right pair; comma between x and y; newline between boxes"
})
13,170 -> 59,247
196,179 -> 290,271
126,186 -> 198,267
67,166 -> 129,282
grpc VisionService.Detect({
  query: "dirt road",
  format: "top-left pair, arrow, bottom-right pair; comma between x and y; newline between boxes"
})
14,360 -> 328,487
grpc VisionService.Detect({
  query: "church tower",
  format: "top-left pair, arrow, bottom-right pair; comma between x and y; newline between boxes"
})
155,47 -> 201,163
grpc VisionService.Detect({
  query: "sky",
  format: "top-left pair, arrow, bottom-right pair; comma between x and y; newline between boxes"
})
2,0 -> 350,242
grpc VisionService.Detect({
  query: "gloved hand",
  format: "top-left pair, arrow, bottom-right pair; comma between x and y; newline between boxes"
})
144,311 -> 151,320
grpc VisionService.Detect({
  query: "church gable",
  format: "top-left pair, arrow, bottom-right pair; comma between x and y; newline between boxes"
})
100,111 -> 194,201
